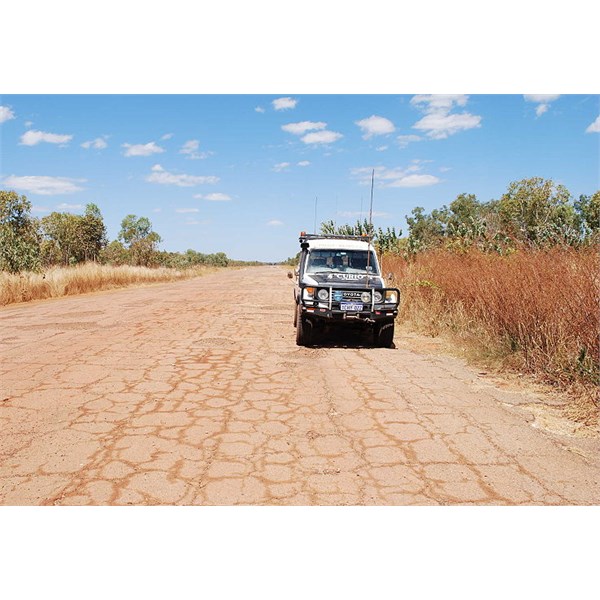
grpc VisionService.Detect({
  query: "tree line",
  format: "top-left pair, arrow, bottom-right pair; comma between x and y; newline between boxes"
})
320,177 -> 599,256
0,190 -> 238,273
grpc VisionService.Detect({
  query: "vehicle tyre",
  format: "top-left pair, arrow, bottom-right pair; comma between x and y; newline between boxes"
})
293,302 -> 298,327
376,321 -> 394,348
296,309 -> 313,346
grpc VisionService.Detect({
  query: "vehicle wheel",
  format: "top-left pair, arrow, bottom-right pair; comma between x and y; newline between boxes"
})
376,321 -> 394,348
296,310 -> 313,346
293,302 -> 298,327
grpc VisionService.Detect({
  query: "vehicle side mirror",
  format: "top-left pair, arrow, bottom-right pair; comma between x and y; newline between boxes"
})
294,268 -> 299,277
287,271 -> 293,279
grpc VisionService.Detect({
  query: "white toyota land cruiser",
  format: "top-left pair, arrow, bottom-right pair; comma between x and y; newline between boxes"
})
289,233 -> 400,347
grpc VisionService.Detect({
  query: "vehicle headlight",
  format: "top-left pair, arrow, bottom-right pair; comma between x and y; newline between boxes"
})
374,291 -> 383,303
317,289 -> 329,301
303,287 -> 315,299
385,290 -> 398,303
360,291 -> 371,303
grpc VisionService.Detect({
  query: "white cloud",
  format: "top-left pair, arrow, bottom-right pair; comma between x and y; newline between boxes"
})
524,94 -> 560,117
523,94 -> 560,104
355,115 -> 395,139
297,160 -> 311,167
412,112 -> 481,139
585,115 -> 600,133
267,219 -> 283,226
375,146 -> 388,152
388,174 -> 441,187
31,206 -> 51,213
397,134 -> 421,148
81,137 -> 108,149
122,141 -> 164,156
410,95 -> 469,113
281,121 -> 327,135
273,162 -> 291,172
352,165 -> 441,188
180,140 -> 199,154
20,129 -> 73,146
301,130 -> 343,144
152,208 -> 162,213
255,106 -> 265,113
24,121 -> 33,128
0,106 -> 16,124
524,94 -> 560,103
175,208 -> 200,213
2,175 -> 85,195
179,139 -> 213,159
272,97 -> 297,110
410,95 -> 481,139
56,203 -> 83,210
146,164 -> 219,186
194,192 -> 232,201
161,133 -> 173,140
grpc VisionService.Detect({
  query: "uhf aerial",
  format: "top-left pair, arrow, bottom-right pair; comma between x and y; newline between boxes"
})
366,168 -> 375,286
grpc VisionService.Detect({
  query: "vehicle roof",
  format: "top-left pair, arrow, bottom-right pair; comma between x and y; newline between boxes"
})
307,238 -> 373,251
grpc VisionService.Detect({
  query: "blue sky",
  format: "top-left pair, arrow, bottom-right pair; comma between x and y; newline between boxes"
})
1,94 -> 598,262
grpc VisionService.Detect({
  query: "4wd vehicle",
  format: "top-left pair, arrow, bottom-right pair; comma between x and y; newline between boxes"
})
289,233 -> 400,347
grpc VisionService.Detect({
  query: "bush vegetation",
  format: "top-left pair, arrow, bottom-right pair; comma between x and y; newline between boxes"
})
0,189 -> 261,304
320,177 -> 599,417
0,190 -> 251,273
383,249 -> 598,391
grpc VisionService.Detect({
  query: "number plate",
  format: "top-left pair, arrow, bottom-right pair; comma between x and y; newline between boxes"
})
340,302 -> 363,311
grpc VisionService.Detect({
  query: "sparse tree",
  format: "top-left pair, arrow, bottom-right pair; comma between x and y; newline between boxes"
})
574,191 -> 600,244
320,219 -> 375,237
40,203 -> 107,266
497,177 -> 577,247
0,190 -> 41,273
375,226 -> 403,254
41,211 -> 81,265
100,240 -> 129,265
79,203 -> 107,261
405,206 -> 445,253
118,214 -> 162,266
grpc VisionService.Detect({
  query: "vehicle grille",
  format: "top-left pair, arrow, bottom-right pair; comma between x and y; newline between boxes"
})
329,289 -> 372,304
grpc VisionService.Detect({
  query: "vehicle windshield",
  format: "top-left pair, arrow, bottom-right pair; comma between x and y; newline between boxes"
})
306,249 -> 380,275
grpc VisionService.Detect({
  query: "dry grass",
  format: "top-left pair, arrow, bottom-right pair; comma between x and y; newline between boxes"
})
383,247 -> 599,423
0,263 -> 218,306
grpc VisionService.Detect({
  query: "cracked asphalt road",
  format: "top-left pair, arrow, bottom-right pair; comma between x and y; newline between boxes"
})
1,266 -> 598,505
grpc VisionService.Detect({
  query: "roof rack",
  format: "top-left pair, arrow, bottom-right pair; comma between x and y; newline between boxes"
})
299,232 -> 373,243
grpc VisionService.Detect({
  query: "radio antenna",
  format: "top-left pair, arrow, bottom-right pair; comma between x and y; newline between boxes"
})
334,194 -> 338,228
366,169 -> 375,286
368,168 -> 374,233
313,196 -> 318,233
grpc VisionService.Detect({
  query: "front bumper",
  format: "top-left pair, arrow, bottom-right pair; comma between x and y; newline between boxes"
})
298,286 -> 400,323
300,305 -> 398,322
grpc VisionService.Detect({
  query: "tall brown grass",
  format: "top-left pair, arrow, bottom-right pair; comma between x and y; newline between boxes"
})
0,263 -> 217,306
383,248 -> 599,417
